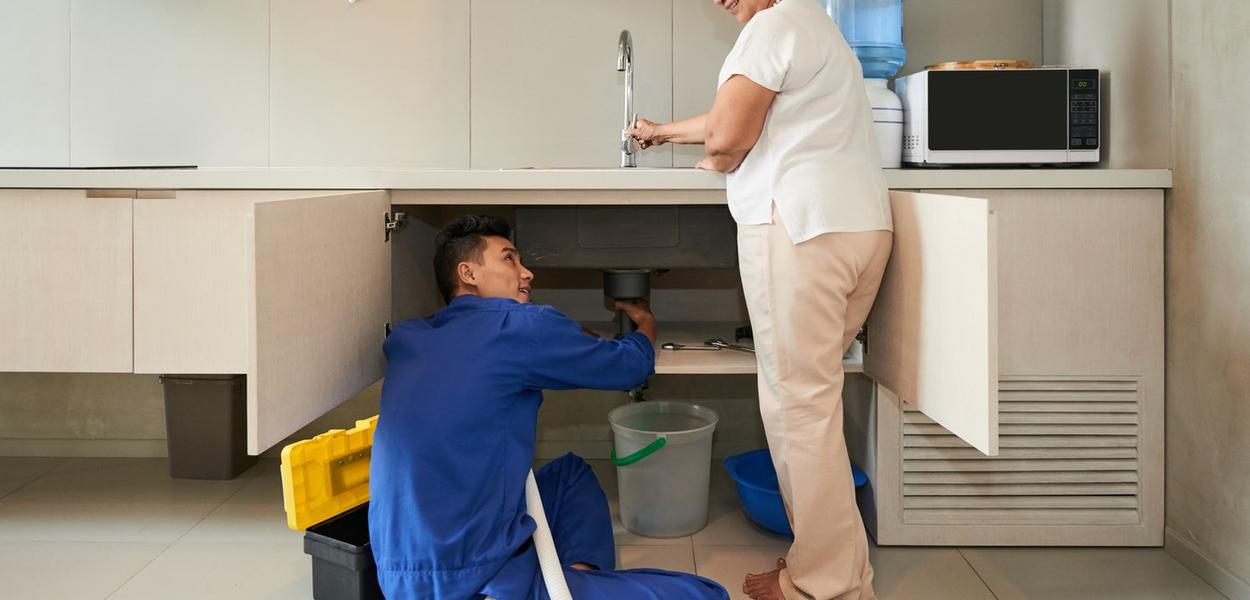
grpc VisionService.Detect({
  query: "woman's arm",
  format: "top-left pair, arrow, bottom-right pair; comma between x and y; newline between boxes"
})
698,75 -> 777,173
630,114 -> 708,148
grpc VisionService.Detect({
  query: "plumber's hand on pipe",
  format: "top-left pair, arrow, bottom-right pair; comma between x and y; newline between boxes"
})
614,299 -> 658,344
628,119 -> 666,149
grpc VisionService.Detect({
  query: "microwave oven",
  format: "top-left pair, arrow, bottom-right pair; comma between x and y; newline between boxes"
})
896,68 -> 1100,166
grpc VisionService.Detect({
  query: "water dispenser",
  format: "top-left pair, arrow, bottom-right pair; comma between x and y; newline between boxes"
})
822,0 -> 906,167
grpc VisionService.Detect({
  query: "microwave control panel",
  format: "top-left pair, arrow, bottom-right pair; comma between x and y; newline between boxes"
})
1069,69 -> 1100,150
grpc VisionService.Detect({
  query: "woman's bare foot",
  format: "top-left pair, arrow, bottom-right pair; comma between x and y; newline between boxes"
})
743,558 -> 787,600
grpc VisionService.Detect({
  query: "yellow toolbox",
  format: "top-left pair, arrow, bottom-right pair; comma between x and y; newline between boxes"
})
280,416 -> 382,600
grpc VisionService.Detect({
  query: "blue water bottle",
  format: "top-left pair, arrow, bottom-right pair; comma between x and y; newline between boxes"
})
822,0 -> 906,167
822,0 -> 906,79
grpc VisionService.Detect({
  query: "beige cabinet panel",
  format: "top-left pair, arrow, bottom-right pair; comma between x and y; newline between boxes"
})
132,190 -> 391,454
471,0 -> 673,168
133,191 -> 319,375
672,1 -> 741,167
0,190 -> 132,372
69,0 -> 267,168
958,189 -> 1165,377
270,0 -> 470,168
249,191 -> 391,454
860,189 -> 1165,546
865,191 -> 998,456
0,1 -> 69,167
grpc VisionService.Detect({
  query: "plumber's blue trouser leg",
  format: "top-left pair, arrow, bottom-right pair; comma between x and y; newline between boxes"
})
533,453 -> 729,600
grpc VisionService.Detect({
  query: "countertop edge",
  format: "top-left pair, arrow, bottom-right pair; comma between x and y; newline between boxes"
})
0,168 -> 1173,190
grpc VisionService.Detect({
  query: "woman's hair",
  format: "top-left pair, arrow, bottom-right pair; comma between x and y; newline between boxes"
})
433,215 -> 514,303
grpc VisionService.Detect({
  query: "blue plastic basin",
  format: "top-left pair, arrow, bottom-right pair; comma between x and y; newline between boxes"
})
723,449 -> 867,538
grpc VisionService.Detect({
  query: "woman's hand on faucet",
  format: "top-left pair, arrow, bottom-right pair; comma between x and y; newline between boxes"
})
628,119 -> 667,149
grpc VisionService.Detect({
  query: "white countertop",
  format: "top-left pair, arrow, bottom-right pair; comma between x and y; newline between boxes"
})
0,167 -> 1172,190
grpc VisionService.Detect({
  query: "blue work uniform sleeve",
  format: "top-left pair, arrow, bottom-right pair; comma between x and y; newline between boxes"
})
524,306 -> 655,391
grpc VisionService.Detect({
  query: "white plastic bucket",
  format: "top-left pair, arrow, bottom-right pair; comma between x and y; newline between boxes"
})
608,401 -> 719,537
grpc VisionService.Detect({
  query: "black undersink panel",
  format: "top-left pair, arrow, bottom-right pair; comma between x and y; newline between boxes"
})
514,206 -> 738,270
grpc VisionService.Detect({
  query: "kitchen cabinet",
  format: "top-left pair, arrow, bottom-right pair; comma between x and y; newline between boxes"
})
0,1 -> 70,167
865,191 -> 1000,455
269,0 -> 470,168
852,189 -> 1164,546
133,191 -> 312,375
0,190 -> 133,372
132,191 -> 393,454
68,0 -> 268,167
0,175 -> 1166,548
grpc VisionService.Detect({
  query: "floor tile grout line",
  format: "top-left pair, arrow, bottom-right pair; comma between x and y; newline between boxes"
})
167,468 -> 264,540
688,535 -> 698,577
101,539 -> 178,600
957,548 -> 1001,600
100,466 -> 259,599
0,459 -> 71,502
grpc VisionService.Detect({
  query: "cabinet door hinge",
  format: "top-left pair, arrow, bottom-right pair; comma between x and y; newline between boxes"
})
384,211 -> 407,242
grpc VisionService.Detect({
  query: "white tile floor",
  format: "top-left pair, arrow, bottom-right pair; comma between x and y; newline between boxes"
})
0,456 -> 1229,600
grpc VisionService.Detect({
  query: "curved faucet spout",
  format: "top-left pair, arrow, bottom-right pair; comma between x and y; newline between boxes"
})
617,30 -> 636,168
617,30 -> 632,72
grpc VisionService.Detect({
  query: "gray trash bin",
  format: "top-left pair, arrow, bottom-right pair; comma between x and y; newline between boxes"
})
159,374 -> 256,480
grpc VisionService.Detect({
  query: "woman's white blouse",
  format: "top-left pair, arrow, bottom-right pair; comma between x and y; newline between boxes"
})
717,0 -> 893,243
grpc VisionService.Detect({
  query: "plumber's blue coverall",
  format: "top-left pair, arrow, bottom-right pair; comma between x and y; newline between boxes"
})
369,294 -> 729,600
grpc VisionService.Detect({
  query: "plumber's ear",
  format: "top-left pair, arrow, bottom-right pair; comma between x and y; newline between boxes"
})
457,262 -> 476,286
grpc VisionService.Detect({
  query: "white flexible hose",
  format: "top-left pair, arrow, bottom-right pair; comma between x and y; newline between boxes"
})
526,469 -> 573,600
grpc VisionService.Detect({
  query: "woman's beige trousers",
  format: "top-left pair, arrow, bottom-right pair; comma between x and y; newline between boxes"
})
738,207 -> 892,600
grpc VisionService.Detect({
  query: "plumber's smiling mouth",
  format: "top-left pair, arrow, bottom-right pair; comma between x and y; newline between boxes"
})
727,0 -> 739,13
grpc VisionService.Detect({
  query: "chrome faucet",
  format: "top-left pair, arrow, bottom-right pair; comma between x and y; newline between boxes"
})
617,30 -> 637,168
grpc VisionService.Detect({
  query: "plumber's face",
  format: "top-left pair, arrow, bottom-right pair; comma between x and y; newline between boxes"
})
457,236 -> 534,304
714,0 -> 775,24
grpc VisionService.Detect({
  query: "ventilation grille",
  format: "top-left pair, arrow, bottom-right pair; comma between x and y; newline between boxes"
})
902,379 -> 1140,526
902,135 -> 922,160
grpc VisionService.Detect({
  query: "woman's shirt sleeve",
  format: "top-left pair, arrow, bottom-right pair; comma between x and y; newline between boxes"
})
523,306 -> 655,391
718,11 -> 800,92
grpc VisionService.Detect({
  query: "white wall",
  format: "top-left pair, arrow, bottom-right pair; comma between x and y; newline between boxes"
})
1043,0 -> 1171,169
69,0 -> 269,168
0,1 -> 69,167
900,0 -> 1043,76
0,0 -> 1046,169
673,1 -> 744,167
1165,1 -> 1250,597
0,374 -> 166,457
268,1 -> 470,168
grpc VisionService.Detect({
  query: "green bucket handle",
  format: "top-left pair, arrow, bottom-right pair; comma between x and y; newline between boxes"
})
611,436 -> 667,467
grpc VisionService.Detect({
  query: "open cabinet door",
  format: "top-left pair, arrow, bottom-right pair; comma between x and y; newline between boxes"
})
865,191 -> 998,456
248,191 -> 391,454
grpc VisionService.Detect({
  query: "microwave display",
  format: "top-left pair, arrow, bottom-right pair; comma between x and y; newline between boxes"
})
927,70 -> 1070,151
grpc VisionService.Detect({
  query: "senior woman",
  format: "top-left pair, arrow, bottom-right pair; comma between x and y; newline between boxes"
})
629,1 -> 892,599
